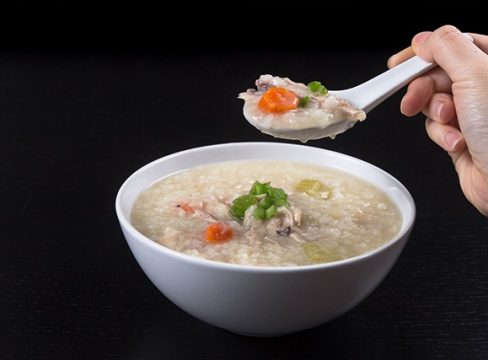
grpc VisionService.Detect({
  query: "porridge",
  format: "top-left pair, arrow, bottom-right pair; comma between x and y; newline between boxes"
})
131,161 -> 401,266
239,75 -> 366,141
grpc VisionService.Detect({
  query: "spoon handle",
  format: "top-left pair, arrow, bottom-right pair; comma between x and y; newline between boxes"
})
331,34 -> 474,113
332,56 -> 435,113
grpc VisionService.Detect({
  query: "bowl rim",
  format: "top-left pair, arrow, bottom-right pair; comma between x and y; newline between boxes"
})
115,141 -> 415,273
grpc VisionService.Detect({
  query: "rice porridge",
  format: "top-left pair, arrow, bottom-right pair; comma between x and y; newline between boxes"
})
131,161 -> 402,266
239,75 -> 366,142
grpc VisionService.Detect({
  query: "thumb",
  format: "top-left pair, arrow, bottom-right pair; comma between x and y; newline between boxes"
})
412,25 -> 488,82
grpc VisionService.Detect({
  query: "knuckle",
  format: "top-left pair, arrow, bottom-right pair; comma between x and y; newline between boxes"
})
433,25 -> 462,43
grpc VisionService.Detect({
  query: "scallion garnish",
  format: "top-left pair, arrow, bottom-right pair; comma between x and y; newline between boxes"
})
298,96 -> 310,108
230,181 -> 289,220
229,194 -> 257,219
307,81 -> 328,96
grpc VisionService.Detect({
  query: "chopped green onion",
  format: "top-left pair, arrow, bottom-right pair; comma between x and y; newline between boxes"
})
230,194 -> 257,220
258,196 -> 273,209
298,96 -> 310,108
267,187 -> 287,206
253,206 -> 266,219
308,81 -> 321,92
230,181 -> 289,221
250,181 -> 268,195
265,205 -> 278,219
307,81 -> 328,96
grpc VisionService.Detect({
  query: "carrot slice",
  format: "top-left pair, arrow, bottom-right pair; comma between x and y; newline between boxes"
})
258,87 -> 299,113
205,222 -> 234,243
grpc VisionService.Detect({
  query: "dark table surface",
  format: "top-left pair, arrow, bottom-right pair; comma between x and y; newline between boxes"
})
2,49 -> 488,359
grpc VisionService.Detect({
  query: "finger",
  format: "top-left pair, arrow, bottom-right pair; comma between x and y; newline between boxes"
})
422,93 -> 456,124
470,33 -> 488,53
425,118 -> 465,153
413,26 -> 488,82
452,151 -> 488,217
412,67 -> 453,93
387,46 -> 415,68
400,68 -> 454,116
388,31 -> 488,69
401,77 -> 433,116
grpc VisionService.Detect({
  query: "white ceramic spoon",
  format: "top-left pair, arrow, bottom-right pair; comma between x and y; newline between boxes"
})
330,55 -> 435,113
243,56 -> 435,142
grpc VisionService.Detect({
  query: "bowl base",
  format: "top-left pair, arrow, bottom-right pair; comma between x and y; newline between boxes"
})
227,329 -> 296,337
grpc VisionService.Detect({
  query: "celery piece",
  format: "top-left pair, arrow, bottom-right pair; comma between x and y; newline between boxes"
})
295,179 -> 330,199
303,243 -> 341,263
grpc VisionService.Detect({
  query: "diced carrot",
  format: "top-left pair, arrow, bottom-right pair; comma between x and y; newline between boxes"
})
205,222 -> 234,244
258,87 -> 299,113
177,202 -> 196,214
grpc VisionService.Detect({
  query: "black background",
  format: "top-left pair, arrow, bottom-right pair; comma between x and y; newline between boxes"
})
2,4 -> 488,53
3,4 -> 488,359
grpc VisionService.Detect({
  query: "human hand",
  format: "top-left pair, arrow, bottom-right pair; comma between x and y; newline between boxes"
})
388,25 -> 488,216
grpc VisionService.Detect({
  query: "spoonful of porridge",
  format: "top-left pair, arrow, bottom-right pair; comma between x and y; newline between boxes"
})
239,55 -> 436,142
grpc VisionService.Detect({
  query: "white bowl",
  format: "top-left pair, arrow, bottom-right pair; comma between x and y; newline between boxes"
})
115,142 -> 415,336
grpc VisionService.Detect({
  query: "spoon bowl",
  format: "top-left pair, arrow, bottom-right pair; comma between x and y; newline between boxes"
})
243,107 -> 359,142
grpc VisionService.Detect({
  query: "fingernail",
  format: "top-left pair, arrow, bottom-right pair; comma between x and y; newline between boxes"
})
445,131 -> 462,151
387,56 -> 394,68
400,96 -> 408,116
414,32 -> 431,45
432,101 -> 444,120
